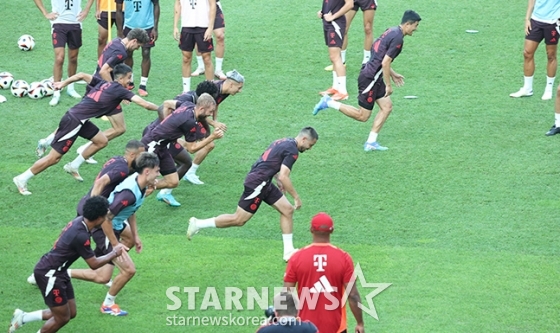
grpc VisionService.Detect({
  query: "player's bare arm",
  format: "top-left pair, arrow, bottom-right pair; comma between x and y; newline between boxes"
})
382,55 -> 394,97
173,0 -> 181,41
158,100 -> 178,120
128,213 -> 142,253
345,282 -> 365,333
283,281 -> 296,292
390,68 -> 405,87
205,0 -> 217,41
91,174 -> 112,197
95,0 -> 101,19
323,0 -> 353,22
99,63 -> 114,82
53,73 -> 94,90
130,95 -> 159,111
152,0 -> 160,42
85,244 -> 126,269
116,2 -> 124,37
33,0 -> 58,20
77,0 -> 95,22
277,165 -> 301,209
525,0 -> 536,35
180,129 -> 224,153
102,212 -> 120,247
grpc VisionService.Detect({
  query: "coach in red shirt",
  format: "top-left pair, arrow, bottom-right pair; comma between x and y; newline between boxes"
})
284,213 -> 365,333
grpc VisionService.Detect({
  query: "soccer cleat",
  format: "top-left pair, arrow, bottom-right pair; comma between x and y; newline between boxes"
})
324,63 -> 346,71
319,87 -> 337,96
13,177 -> 31,196
283,248 -> 299,262
36,138 -> 48,158
191,67 -> 205,77
67,89 -> 81,99
313,95 -> 331,116
100,303 -> 128,316
186,217 -> 200,240
138,85 -> 148,97
49,94 -> 60,106
27,273 -> 37,285
156,192 -> 181,207
127,82 -> 134,91
183,173 -> 204,185
364,141 -> 388,151
331,92 -> 349,101
546,124 -> 560,136
542,90 -> 553,100
76,144 -> 98,164
105,279 -> 113,288
215,70 -> 227,80
63,163 -> 84,182
509,88 -> 533,98
8,309 -> 25,333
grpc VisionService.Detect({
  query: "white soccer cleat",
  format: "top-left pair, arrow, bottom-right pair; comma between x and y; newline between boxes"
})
509,87 -> 533,98
27,273 -> 36,285
184,173 -> 204,185
13,177 -> 31,196
49,94 -> 60,106
186,217 -> 200,240
191,67 -> 205,77
67,89 -> 81,99
76,144 -> 98,164
542,90 -> 553,100
283,248 -> 299,262
63,163 -> 83,182
36,138 -> 48,158
8,308 -> 25,333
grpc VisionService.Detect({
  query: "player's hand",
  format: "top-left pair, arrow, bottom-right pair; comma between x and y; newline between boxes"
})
123,99 -> 130,105
173,27 -> 180,41
384,85 -> 393,98
323,12 -> 334,22
135,237 -> 143,254
151,29 -> 158,42
113,244 -> 127,257
77,10 -> 89,22
45,12 -> 59,20
212,129 -> 224,140
117,30 -> 125,39
355,324 -> 365,333
214,121 -> 227,132
391,73 -> 405,87
53,81 -> 64,91
95,10 -> 101,20
204,28 -> 213,41
525,19 -> 532,35
317,10 -> 323,19
294,196 -> 302,210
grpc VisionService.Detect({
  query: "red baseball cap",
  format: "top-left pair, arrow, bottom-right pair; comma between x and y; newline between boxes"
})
311,212 -> 334,233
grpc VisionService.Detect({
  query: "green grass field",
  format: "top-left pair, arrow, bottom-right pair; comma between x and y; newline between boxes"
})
1,0 -> 559,332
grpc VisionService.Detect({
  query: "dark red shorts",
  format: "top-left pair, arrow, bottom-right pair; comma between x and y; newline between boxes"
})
214,2 -> 225,30
353,0 -> 377,11
51,113 -> 100,155
97,11 -> 116,30
123,26 -> 155,48
146,143 -> 177,176
179,27 -> 214,53
52,24 -> 82,49
323,18 -> 346,48
238,182 -> 283,214
34,268 -> 74,307
357,67 -> 385,110
168,140 -> 186,158
526,19 -> 560,45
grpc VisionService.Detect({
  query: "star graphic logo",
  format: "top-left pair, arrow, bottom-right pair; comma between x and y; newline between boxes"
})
341,263 -> 391,320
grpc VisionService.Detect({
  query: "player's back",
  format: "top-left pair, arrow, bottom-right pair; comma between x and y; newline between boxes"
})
366,26 -> 404,75
70,77 -> 133,121
142,104 -> 198,145
95,38 -> 127,79
246,138 -> 298,185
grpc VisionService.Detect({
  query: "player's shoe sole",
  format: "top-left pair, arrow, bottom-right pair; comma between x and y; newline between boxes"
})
36,138 -> 48,158
319,87 -> 337,96
331,92 -> 349,101
324,63 -> 346,71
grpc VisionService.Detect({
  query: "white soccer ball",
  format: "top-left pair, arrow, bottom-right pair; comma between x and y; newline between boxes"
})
28,82 -> 46,99
41,79 -> 54,96
0,72 -> 14,89
11,80 -> 29,97
18,35 -> 35,51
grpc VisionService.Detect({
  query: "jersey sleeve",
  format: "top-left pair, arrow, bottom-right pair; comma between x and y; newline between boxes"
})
73,232 -> 95,260
88,76 -> 103,88
109,190 -> 137,216
284,254 -> 298,283
281,145 -> 299,170
105,163 -> 129,184
105,52 -> 127,70
386,34 -> 404,59
115,85 -> 135,102
343,252 -> 355,284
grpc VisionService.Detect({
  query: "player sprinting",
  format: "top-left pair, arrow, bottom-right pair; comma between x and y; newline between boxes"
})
8,196 -> 126,333
313,10 -> 421,151
14,64 -> 159,196
187,127 -> 318,262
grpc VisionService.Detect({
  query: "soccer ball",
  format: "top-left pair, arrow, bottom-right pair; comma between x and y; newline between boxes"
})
11,80 -> 29,97
18,35 -> 35,51
28,82 -> 46,99
41,79 -> 54,96
0,72 -> 14,89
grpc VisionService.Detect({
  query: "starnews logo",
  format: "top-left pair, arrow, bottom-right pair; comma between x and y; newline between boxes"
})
165,263 -> 391,324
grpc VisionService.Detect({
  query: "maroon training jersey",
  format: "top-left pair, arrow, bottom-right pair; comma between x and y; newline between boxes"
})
363,26 -> 404,77
141,103 -> 200,146
244,138 -> 299,188
322,0 -> 346,15
213,80 -> 229,105
95,38 -> 128,80
174,90 -> 198,107
69,77 -> 135,120
35,217 -> 95,274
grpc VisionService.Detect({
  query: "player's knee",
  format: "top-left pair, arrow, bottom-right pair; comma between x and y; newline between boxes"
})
207,141 -> 215,151
142,48 -> 151,59
215,32 -> 225,44
69,308 -> 77,319
547,52 -> 557,62
363,23 -> 373,36
329,53 -> 341,63
54,54 -> 65,65
358,108 -> 372,122
54,311 -> 71,325
114,126 -> 126,137
182,54 -> 192,64
97,275 -> 111,284
523,48 -> 535,60
168,178 -> 180,188
97,36 -> 107,47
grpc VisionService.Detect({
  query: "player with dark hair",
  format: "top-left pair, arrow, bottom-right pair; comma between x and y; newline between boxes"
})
187,127 -> 318,261
284,213 -> 364,333
256,292 -> 318,333
313,10 -> 421,151
14,65 -> 160,196
95,0 -> 124,58
8,196 -> 126,333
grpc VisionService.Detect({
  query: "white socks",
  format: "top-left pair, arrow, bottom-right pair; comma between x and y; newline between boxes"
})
22,310 -> 42,324
187,163 -> 200,175
103,293 -> 116,306
282,234 -> 294,254
367,132 -> 378,143
182,77 -> 191,92
523,76 -> 533,92
555,113 -> 560,127
197,218 -> 216,229
327,100 -> 341,110
140,76 -> 148,87
19,169 -> 35,182
341,50 -> 347,64
159,188 -> 172,195
216,57 -> 224,73
363,49 -> 371,64
130,74 -> 134,85
546,76 -> 555,92
70,154 -> 85,169
337,76 -> 347,94
196,56 -> 204,70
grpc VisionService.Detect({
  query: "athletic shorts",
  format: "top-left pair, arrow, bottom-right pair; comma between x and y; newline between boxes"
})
526,19 -> 560,45
145,142 -> 177,176
323,18 -> 346,48
34,268 -> 74,307
97,11 -> 116,30
52,23 -> 82,49
51,113 -> 100,155
353,0 -> 377,11
168,140 -> 186,158
123,26 -> 155,48
214,2 -> 225,30
238,182 -> 283,214
179,27 -> 214,53
91,223 -> 127,265
357,67 -> 386,110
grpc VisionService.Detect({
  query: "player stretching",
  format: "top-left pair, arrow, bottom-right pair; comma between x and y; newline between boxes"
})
187,127 -> 318,262
313,10 -> 421,151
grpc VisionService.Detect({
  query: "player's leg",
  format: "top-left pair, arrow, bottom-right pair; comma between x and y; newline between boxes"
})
37,276 -> 76,332
154,150 -> 181,206
192,47 -> 205,76
139,29 -> 155,97
197,30 -> 215,81
100,251 -> 134,316
8,307 -> 52,332
361,8 -> 376,64
65,123 -> 107,181
363,96 -> 393,151
325,9 -> 355,71
51,47 -> 65,106
65,25 -> 83,99
329,46 -> 347,100
97,12 -> 110,59
76,112 -> 126,165
70,264 -> 114,285
184,142 -> 215,185
157,143 -> 189,204
174,148 -> 193,180
180,28 -> 195,92
542,29 -> 558,100
511,20 -> 542,97
269,187 -> 297,261
546,84 -> 560,135
38,304 -> 72,333
213,27 -> 226,79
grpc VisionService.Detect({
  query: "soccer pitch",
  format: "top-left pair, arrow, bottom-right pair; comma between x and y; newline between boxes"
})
1,0 -> 559,332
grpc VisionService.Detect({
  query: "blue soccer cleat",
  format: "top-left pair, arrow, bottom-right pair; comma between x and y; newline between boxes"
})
364,141 -> 388,152
157,192 -> 181,207
100,304 -> 128,316
313,95 -> 331,115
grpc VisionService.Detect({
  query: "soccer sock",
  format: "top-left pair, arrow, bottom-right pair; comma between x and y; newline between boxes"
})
182,77 -> 191,92
197,218 -> 216,229
555,113 -> 560,127
140,77 -> 148,87
196,56 -> 204,69
45,132 -> 55,145
327,100 -> 341,110
187,163 -> 200,175
70,154 -> 86,169
546,76 -> 555,91
52,90 -> 60,98
337,76 -> 347,94
22,310 -> 43,324
67,269 -> 72,278
363,49 -> 371,64
367,132 -> 379,143
341,50 -> 347,64
20,169 -> 35,182
159,188 -> 172,195
523,76 -> 533,91
332,71 -> 338,90
67,83 -> 76,93
282,234 -> 294,253
103,293 -> 116,306
215,57 -> 224,73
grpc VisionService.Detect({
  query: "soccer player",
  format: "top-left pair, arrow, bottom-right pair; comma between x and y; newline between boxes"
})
183,69 -> 244,185
142,93 -> 224,207
191,0 -> 228,79
545,88 -> 560,135
256,292 -> 318,333
313,10 -> 421,151
283,212 -> 365,333
317,0 -> 353,101
13,64 -> 159,196
33,0 -> 95,106
187,127 -> 319,261
324,0 -> 377,71
174,0 -> 217,92
510,0 -> 560,100
116,0 -> 160,96
8,196 -> 126,333
95,0 -> 122,59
